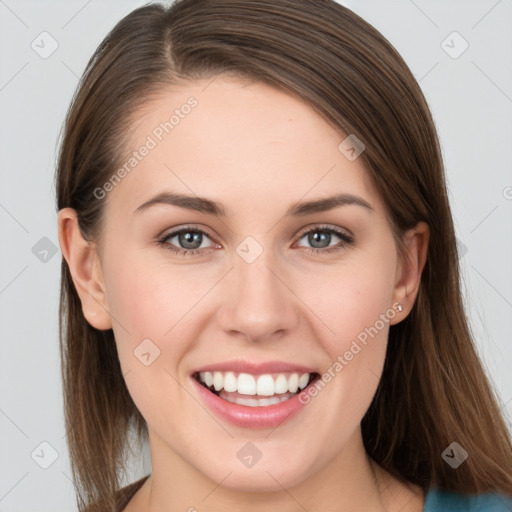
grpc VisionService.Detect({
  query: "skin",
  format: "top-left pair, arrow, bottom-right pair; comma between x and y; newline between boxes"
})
58,75 -> 429,511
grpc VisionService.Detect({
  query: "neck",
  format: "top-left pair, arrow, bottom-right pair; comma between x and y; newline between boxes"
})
141,428 -> 397,512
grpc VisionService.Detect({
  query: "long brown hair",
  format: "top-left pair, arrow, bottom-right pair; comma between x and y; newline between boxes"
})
55,1 -> 512,510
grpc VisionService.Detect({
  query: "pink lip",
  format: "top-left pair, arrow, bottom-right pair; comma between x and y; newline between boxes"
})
191,376 -> 315,429
192,359 -> 316,376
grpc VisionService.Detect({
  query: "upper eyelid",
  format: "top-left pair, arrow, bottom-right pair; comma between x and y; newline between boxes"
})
161,225 -> 217,243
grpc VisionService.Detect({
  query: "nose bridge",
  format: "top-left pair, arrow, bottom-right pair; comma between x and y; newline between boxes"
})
218,235 -> 299,341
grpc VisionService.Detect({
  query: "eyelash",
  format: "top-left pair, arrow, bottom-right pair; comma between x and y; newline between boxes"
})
156,224 -> 354,257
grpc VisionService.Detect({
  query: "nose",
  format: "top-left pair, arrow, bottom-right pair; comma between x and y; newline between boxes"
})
216,244 -> 300,343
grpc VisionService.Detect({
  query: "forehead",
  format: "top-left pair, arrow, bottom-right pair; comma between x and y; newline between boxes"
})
104,75 -> 380,218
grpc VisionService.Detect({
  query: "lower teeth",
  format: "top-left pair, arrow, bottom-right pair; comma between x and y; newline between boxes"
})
220,393 -> 294,407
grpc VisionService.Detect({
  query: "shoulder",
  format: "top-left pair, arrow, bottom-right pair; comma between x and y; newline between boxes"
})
424,487 -> 512,511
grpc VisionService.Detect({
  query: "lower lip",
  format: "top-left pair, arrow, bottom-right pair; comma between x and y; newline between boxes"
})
191,376 -> 312,429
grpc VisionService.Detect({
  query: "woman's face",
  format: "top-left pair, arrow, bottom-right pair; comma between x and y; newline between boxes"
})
66,75 -> 422,491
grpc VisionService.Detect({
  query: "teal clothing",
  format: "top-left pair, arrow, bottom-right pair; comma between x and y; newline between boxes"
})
116,477 -> 512,511
424,488 -> 512,511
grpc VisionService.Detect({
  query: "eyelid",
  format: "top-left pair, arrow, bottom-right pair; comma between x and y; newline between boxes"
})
157,223 -> 354,256
295,223 -> 354,241
157,224 -> 220,251
158,223 -> 353,242
158,224 -> 218,243
293,224 -> 354,254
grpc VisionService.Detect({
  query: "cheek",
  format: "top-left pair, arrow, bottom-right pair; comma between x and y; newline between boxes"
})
104,250 -> 208,339
304,254 -> 396,351
103,251 -> 220,393
102,257 -> 204,428
336,267 -> 395,345
300,249 -> 396,405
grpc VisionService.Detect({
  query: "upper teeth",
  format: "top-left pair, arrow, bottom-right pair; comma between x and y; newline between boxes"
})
198,371 -> 311,396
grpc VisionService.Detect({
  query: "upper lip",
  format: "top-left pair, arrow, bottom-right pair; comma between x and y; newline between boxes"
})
192,360 -> 317,376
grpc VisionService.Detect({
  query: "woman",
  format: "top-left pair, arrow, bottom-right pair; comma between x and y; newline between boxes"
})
56,1 -> 512,510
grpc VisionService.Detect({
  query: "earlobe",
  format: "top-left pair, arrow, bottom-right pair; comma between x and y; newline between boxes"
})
57,208 -> 113,330
390,221 -> 429,324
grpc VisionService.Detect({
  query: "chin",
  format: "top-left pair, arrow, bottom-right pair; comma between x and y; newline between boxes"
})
195,451 -> 316,492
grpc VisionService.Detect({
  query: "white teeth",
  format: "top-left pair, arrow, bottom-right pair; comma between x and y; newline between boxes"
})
204,371 -> 213,387
224,396 -> 289,407
274,374 -> 288,394
288,373 -> 299,393
223,371 -> 237,392
221,393 -> 294,407
198,371 -> 312,396
256,397 -> 280,407
299,373 -> 309,390
213,371 -> 223,391
237,373 -> 256,395
256,375 -> 275,396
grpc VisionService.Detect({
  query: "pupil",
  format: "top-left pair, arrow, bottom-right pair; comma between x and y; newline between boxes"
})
180,231 -> 201,249
309,231 -> 330,248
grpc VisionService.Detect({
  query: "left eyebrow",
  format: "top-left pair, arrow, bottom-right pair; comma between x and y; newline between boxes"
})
285,193 -> 374,216
132,191 -> 374,217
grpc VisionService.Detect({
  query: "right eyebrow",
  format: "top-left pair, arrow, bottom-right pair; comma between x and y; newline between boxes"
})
133,191 -> 227,217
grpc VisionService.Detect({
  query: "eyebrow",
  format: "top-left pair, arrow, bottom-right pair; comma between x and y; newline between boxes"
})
133,191 -> 374,217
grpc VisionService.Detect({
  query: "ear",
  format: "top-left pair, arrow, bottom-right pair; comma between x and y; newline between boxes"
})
390,221 -> 429,325
57,208 -> 112,330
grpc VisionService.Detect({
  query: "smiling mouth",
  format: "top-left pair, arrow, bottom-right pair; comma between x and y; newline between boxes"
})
193,371 -> 321,407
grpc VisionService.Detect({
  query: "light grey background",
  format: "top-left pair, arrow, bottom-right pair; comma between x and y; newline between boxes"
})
1,0 -> 511,510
